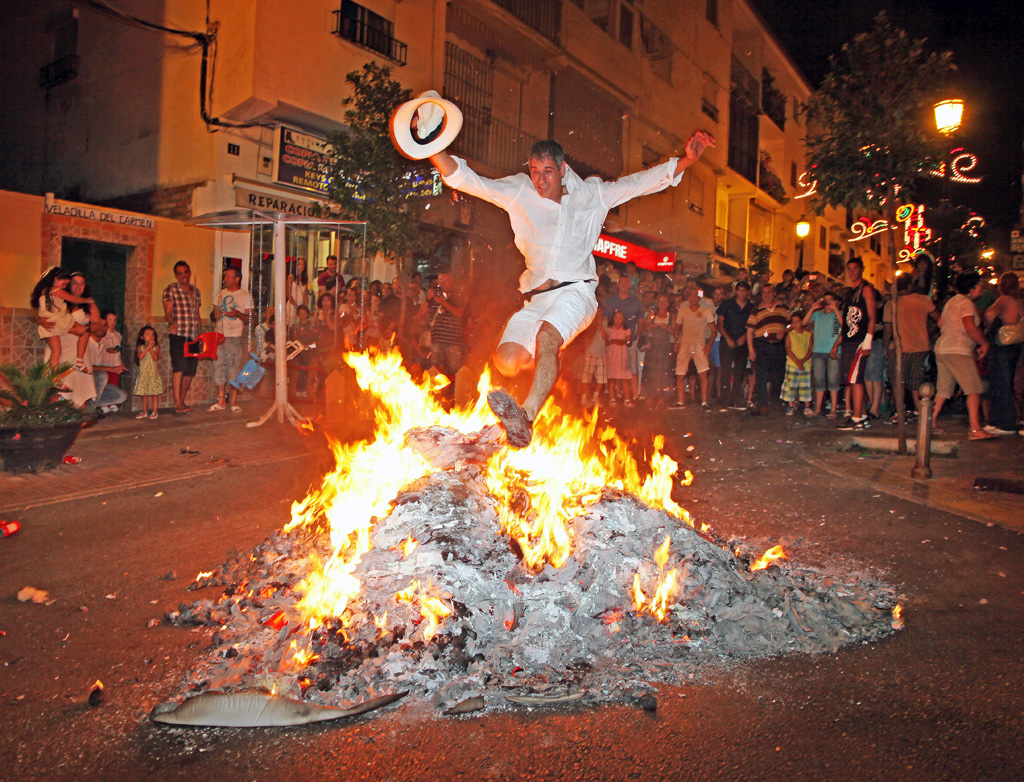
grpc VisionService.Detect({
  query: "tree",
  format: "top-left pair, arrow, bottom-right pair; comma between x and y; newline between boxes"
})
803,12 -> 955,453
321,63 -> 438,271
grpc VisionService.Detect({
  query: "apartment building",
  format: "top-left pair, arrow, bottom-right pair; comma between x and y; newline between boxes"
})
0,1 -> 888,371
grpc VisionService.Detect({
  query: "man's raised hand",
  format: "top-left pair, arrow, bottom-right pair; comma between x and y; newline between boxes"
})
685,130 -> 716,162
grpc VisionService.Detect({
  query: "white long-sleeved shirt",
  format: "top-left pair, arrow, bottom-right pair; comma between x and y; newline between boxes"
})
441,156 -> 684,292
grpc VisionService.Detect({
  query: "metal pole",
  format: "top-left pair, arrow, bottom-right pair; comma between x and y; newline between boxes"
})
911,382 -> 935,479
273,215 -> 288,423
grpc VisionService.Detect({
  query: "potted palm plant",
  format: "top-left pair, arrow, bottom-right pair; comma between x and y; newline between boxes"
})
0,361 -> 90,472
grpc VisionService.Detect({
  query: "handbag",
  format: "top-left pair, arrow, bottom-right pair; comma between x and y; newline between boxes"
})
996,320 -> 1024,346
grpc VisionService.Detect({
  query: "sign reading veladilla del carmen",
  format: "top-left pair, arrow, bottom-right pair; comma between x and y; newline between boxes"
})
593,233 -> 675,271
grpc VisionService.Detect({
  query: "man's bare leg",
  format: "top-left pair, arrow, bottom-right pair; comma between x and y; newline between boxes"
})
489,323 -> 562,448
523,322 -> 563,420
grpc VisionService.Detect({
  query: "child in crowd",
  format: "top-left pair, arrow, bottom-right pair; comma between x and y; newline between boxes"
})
31,267 -> 95,376
580,309 -> 608,408
133,325 -> 164,419
803,293 -> 842,417
605,309 -> 634,407
782,311 -> 813,415
95,311 -> 124,387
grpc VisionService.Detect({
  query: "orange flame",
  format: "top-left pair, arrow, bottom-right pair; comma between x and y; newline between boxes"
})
400,535 -> 418,558
285,350 -> 697,638
633,535 -> 679,622
394,580 -> 452,641
892,604 -> 904,629
750,545 -> 786,571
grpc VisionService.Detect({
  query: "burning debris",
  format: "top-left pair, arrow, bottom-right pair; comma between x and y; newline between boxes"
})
154,353 -> 902,725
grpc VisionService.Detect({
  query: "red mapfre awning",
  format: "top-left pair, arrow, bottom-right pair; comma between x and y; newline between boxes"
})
593,233 -> 675,272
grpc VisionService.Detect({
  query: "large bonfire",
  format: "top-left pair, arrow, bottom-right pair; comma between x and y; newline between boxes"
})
156,351 -> 900,723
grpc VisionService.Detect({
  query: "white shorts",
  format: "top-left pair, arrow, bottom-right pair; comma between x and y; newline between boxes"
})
499,281 -> 599,358
675,342 -> 709,375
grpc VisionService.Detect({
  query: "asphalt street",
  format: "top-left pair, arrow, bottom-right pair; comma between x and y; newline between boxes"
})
1,404 -> 1022,781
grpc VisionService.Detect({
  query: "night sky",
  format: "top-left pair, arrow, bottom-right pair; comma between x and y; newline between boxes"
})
750,0 -> 1024,251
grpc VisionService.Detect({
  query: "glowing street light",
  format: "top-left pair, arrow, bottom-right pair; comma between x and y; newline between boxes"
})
795,219 -> 811,271
934,99 -> 964,136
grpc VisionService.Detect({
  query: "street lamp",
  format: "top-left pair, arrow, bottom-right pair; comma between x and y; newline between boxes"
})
933,98 -> 964,295
795,219 -> 811,272
934,99 -> 964,136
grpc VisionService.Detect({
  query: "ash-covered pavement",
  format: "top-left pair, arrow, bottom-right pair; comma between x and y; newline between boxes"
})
1,400 -> 1022,781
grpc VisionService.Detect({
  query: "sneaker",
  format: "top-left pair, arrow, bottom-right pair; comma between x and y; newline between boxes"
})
729,404 -> 747,411
786,407 -> 795,416
669,401 -> 686,409
487,389 -> 533,449
700,402 -> 711,411
803,407 -> 817,417
983,425 -> 1016,436
136,411 -> 148,420
149,411 -> 159,420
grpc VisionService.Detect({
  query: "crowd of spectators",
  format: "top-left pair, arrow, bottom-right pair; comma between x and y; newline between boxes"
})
33,251 -> 1021,442
267,253 -> 1024,441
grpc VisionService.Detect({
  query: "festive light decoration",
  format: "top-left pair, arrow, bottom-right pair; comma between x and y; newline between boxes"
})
896,203 -> 933,262
963,213 -> 985,238
849,217 -> 893,242
927,148 -> 983,184
793,171 -> 817,199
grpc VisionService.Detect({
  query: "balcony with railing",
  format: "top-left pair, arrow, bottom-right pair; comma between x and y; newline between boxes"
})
489,0 -> 561,41
715,226 -> 748,264
450,107 -> 538,175
39,55 -> 79,89
332,9 -> 407,65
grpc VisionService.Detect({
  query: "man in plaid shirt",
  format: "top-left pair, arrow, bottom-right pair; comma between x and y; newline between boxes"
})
162,260 -> 202,414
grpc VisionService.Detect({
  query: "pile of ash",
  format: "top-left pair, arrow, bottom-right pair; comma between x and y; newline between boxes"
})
163,429 -> 900,716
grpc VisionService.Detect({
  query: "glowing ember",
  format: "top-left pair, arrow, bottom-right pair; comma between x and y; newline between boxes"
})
750,545 -> 787,571
195,571 -> 213,581
892,604 -> 904,629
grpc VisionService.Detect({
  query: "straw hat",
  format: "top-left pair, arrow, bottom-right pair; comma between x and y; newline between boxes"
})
389,90 -> 463,160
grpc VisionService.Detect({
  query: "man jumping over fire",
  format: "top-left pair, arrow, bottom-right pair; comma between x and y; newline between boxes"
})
413,102 -> 714,448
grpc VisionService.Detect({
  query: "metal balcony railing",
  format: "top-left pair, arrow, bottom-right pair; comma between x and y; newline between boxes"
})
450,108 -> 538,175
39,55 -> 79,89
489,0 -> 560,41
332,11 -> 407,65
715,226 -> 748,263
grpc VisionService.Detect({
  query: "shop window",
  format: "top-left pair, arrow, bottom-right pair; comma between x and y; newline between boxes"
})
819,225 -> 827,250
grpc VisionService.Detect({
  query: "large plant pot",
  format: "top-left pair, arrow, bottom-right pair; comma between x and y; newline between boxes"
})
0,419 -> 88,473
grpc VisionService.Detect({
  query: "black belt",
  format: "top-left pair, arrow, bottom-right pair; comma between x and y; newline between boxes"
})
523,279 -> 592,302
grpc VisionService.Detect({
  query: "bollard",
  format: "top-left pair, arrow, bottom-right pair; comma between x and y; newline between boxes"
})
912,382 -> 935,479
